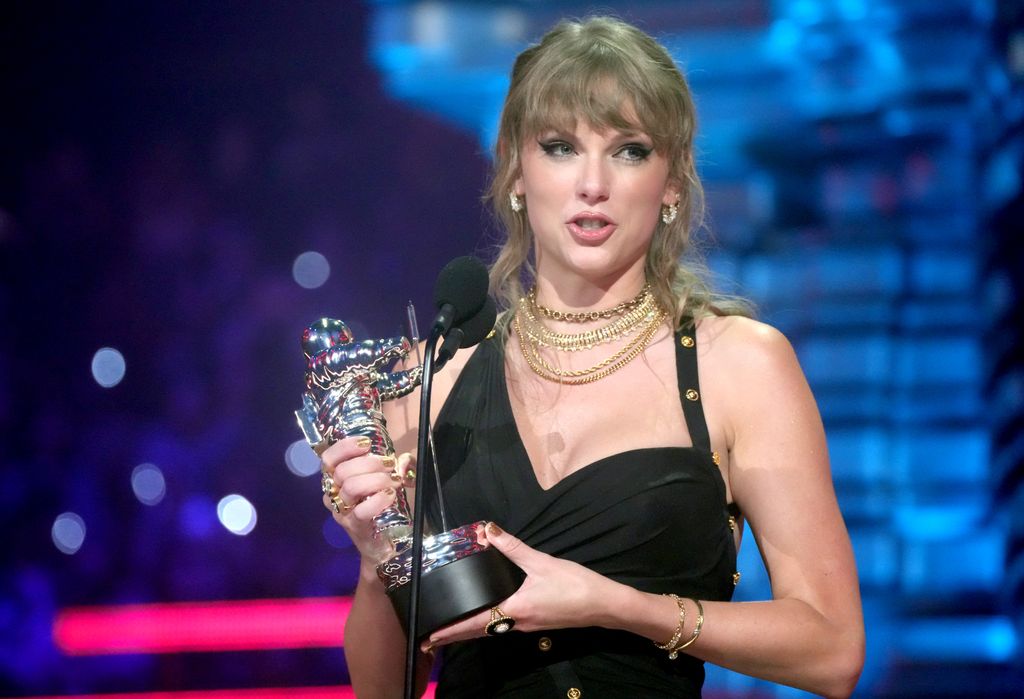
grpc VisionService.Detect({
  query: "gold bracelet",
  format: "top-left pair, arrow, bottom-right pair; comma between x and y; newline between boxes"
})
653,594 -> 686,655
672,598 -> 705,654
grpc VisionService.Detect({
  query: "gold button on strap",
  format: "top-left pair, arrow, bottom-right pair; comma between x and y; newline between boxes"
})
728,515 -> 737,532
733,571 -> 742,586
685,388 -> 699,401
567,689 -> 582,699
538,636 -> 552,651
680,335 -> 695,348
711,451 -> 720,465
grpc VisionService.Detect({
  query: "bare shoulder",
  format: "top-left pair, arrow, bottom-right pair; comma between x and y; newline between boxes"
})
694,315 -> 815,447
696,314 -> 799,375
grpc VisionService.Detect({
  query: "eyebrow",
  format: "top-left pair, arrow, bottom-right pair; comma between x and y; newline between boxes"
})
536,127 -> 652,141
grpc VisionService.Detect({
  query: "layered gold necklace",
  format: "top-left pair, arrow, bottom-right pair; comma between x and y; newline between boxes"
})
513,284 -> 667,385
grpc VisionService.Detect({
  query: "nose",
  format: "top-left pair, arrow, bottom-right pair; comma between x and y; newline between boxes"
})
576,155 -> 610,204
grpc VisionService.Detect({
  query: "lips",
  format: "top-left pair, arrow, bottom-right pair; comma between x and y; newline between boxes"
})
567,212 -> 616,243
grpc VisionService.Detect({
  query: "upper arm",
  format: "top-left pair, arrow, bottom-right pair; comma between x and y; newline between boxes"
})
715,318 -> 860,623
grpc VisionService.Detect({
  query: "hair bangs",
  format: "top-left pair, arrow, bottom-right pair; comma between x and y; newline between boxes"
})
519,46 -> 677,153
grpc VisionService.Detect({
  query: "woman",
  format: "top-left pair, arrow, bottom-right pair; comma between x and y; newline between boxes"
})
321,16 -> 864,699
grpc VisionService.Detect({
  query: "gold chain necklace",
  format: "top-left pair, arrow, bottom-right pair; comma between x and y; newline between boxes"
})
512,303 -> 668,385
530,283 -> 650,322
516,290 -> 657,351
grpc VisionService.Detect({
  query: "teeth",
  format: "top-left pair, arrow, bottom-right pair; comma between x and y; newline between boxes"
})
578,219 -> 605,230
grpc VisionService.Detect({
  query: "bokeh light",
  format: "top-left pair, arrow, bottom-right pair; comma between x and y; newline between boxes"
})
292,251 -> 330,289
217,494 -> 257,536
131,463 -> 167,506
52,512 -> 87,554
322,515 -> 350,549
285,439 -> 321,477
91,347 -> 126,388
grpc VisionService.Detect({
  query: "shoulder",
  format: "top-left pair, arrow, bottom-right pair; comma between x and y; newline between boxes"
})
693,315 -> 814,441
695,314 -> 798,373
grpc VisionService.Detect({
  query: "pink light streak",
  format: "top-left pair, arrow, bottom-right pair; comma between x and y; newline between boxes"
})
53,596 -> 354,655
24,685 -> 437,699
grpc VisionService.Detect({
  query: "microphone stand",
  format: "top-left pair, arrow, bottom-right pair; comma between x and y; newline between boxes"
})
403,322 -> 443,699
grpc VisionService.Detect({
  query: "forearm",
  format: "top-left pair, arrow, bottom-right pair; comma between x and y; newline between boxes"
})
602,584 -> 864,699
345,560 -> 433,699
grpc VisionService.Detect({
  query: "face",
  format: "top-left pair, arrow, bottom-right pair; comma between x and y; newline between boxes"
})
514,120 -> 678,288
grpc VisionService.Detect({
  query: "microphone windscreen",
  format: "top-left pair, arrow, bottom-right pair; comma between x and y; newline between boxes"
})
455,297 -> 497,348
433,256 -> 489,325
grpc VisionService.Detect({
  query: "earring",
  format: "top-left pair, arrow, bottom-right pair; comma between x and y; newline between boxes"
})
509,192 -> 524,212
661,202 -> 678,225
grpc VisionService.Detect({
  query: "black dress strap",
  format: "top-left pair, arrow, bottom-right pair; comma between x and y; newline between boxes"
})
675,322 -> 742,521
674,323 -> 711,453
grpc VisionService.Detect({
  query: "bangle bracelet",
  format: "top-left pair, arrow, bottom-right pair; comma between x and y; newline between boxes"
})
653,594 -> 687,655
673,598 -> 704,653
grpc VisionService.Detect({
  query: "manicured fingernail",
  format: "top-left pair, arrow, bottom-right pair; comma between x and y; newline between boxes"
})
380,454 -> 396,468
389,470 -> 402,482
487,522 -> 503,537
355,436 -> 372,449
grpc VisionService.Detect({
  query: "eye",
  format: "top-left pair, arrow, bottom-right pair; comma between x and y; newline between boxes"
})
617,143 -> 652,162
539,140 -> 575,158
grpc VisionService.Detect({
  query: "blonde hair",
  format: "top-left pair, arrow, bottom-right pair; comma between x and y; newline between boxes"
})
487,16 -> 752,331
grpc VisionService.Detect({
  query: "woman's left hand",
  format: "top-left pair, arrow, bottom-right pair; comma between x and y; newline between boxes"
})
420,522 -> 616,650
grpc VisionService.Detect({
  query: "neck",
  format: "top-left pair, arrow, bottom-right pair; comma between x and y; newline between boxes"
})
532,269 -> 648,312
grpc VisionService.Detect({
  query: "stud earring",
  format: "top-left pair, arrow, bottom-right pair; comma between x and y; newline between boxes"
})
509,192 -> 524,212
661,202 -> 678,225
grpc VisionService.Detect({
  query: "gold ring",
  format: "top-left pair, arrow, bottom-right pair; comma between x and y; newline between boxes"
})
329,494 -> 352,514
321,472 -> 335,495
484,606 -> 515,636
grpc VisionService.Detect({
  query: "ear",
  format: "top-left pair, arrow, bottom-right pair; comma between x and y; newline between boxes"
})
513,176 -> 525,196
662,179 -> 681,207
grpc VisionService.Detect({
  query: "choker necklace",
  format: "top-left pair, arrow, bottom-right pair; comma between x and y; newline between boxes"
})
530,284 -> 650,322
512,285 -> 667,385
517,288 -> 657,352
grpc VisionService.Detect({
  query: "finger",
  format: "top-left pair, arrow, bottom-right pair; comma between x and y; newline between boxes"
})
334,469 -> 398,510
350,487 -> 397,520
332,452 -> 403,480
422,606 -> 493,650
322,489 -> 354,516
393,452 -> 417,485
320,436 -> 373,471
482,522 -> 531,564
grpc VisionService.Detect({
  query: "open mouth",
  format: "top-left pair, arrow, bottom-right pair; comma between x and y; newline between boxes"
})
568,213 -> 616,241
575,216 -> 609,230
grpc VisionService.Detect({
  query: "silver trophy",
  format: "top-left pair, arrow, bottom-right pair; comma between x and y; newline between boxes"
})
296,318 -> 522,636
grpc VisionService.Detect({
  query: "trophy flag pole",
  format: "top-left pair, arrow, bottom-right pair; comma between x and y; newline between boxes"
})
406,300 -> 449,533
403,321 -> 442,699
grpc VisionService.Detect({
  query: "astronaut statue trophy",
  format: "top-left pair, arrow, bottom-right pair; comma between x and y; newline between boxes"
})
295,317 -> 522,637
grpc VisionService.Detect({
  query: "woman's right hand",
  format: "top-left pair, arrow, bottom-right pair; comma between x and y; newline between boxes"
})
320,436 -> 416,563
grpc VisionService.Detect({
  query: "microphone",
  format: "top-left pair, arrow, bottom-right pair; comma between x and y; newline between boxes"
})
431,256 -> 489,336
436,297 -> 497,370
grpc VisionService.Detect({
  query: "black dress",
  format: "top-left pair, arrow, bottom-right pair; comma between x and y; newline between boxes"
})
427,325 -> 739,698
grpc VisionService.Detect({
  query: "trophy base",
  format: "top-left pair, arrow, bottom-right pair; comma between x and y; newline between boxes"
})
387,545 -> 524,639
